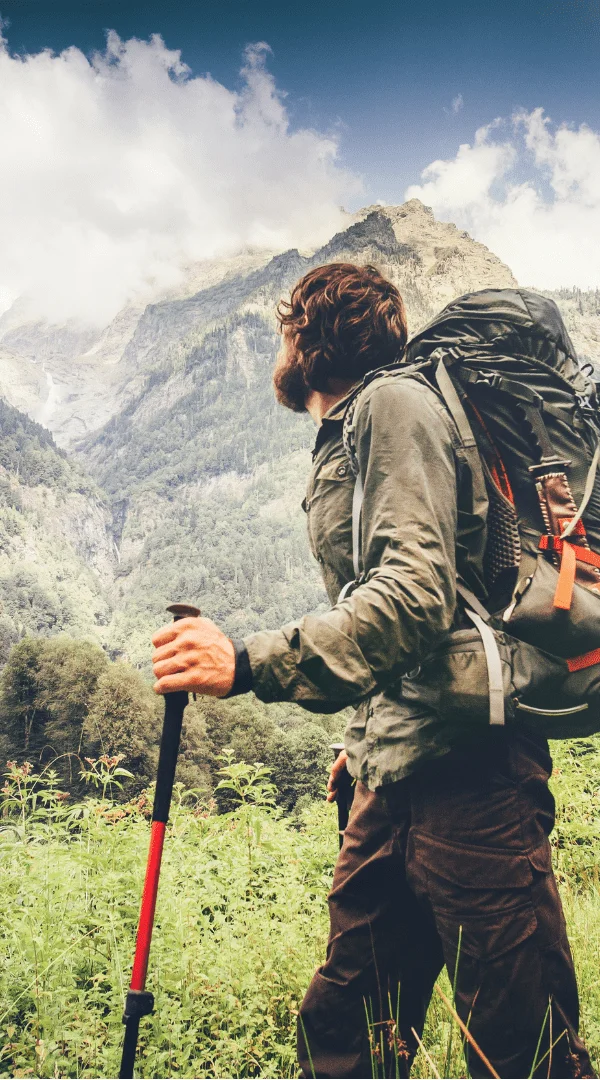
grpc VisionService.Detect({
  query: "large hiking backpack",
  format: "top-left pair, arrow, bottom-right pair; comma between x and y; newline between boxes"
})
342,288 -> 600,739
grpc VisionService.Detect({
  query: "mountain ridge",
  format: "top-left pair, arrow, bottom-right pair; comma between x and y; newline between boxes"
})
0,200 -> 518,447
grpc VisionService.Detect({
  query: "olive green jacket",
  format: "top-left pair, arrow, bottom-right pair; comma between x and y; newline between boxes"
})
243,371 -> 486,789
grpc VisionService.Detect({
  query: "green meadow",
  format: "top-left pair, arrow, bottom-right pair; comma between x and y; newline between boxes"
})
1,742 -> 600,1079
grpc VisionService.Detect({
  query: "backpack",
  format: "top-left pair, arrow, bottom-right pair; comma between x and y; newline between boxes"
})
342,288 -> 600,739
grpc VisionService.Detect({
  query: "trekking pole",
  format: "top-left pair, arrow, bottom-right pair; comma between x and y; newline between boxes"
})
330,742 -> 354,849
119,602 -> 201,1080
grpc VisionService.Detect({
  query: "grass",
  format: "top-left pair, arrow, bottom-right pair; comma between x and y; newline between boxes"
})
0,741 -> 599,1078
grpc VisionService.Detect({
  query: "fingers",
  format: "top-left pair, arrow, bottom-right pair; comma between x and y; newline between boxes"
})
153,670 -> 196,695
326,750 -> 347,802
151,616 -> 201,649
152,656 -> 188,680
151,642 -> 178,664
151,617 -> 236,698
330,751 -> 348,780
326,771 -> 339,803
151,623 -> 203,665
151,623 -> 178,648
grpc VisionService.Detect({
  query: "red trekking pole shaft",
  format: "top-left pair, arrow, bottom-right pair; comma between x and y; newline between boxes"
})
119,603 -> 200,1080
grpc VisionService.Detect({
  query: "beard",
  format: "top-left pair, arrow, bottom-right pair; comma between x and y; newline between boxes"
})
272,349 -> 309,412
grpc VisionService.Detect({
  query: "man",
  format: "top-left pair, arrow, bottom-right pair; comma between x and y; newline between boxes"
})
151,263 -> 594,1079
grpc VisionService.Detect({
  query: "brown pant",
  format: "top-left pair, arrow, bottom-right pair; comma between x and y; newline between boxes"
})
298,729 -> 595,1079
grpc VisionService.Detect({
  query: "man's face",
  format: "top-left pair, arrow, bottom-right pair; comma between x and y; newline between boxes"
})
273,327 -> 308,413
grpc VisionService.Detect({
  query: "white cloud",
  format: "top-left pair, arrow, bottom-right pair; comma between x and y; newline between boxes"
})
443,94 -> 464,117
0,30 -> 359,325
406,108 -> 600,288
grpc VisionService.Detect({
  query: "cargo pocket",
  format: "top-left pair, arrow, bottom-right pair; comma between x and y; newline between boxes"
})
408,828 -> 540,963
408,832 -> 573,1074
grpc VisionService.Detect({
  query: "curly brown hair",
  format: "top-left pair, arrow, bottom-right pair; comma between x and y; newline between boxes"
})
276,262 -> 408,394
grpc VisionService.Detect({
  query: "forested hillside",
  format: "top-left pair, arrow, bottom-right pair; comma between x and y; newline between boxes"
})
0,399 -> 114,661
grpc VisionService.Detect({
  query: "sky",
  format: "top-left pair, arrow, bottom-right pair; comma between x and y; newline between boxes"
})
0,0 -> 599,323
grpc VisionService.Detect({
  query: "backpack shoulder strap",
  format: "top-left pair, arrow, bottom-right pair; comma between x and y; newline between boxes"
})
342,362 -> 430,477
338,368 -> 505,728
341,367 -> 425,583
340,357 -> 489,589
433,354 -> 488,527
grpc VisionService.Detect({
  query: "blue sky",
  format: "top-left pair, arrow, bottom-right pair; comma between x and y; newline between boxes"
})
0,0 -> 598,321
2,0 -> 599,205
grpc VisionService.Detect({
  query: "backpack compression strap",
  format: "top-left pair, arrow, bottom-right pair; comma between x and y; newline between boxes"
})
456,583 -> 505,726
560,439 -> 600,540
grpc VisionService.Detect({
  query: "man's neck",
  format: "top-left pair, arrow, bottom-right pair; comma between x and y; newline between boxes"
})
305,382 -> 355,425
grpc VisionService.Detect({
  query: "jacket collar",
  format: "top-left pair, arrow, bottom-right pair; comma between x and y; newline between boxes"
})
311,385 -> 358,458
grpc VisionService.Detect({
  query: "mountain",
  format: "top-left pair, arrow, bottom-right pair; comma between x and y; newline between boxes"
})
0,202 -> 517,450
0,200 -> 598,668
539,288 -> 600,367
0,399 -> 114,660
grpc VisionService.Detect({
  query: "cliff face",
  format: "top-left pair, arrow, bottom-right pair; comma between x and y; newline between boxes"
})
0,202 -> 518,449
0,252 -> 277,449
0,400 -> 114,659
540,288 -> 600,367
0,201 -> 598,666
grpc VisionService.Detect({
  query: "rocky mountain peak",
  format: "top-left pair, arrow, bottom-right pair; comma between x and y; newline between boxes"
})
0,202 -> 596,452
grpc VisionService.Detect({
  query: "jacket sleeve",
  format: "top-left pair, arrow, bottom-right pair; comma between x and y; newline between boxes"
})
242,377 -> 459,710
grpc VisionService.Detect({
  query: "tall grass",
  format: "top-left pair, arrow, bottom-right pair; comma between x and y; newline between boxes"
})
0,742 -> 599,1078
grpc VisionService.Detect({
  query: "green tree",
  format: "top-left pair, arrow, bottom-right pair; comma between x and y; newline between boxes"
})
38,638 -> 109,762
0,638 -> 47,762
174,697 -> 213,795
0,615 -> 19,671
0,636 -> 109,789
266,721 -> 332,811
84,662 -> 160,792
200,695 -> 277,776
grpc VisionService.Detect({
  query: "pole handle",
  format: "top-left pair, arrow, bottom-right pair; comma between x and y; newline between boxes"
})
151,602 -> 201,821
167,603 -> 201,620
330,743 -> 354,849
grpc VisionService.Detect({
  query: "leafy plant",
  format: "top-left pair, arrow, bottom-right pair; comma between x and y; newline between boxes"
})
79,754 -> 135,800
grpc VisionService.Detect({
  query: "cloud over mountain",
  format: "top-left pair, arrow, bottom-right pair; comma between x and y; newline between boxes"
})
0,29 -> 358,325
406,109 -> 600,288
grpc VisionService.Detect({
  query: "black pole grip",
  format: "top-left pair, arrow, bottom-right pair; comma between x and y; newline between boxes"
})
152,690 -> 188,823
151,603 -> 201,823
335,769 -> 353,848
330,743 -> 354,849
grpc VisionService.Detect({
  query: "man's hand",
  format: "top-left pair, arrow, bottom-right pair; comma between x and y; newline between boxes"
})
152,616 -> 235,697
326,750 -> 348,803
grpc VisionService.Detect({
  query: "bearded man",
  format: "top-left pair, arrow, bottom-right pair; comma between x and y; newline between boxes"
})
151,263 -> 594,1079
